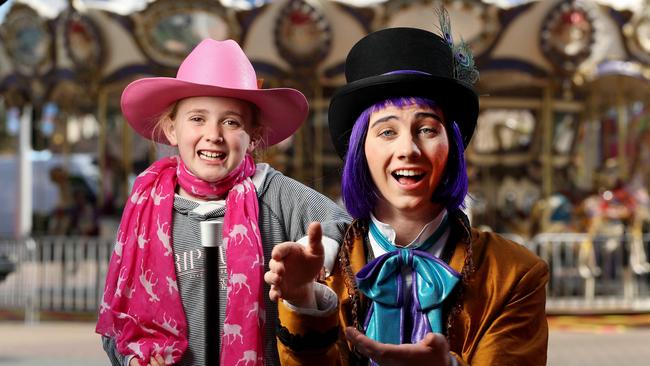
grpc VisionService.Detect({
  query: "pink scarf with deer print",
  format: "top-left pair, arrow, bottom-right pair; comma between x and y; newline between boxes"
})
96,154 -> 265,365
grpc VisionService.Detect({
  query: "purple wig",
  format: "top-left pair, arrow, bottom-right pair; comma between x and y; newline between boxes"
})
341,97 -> 468,219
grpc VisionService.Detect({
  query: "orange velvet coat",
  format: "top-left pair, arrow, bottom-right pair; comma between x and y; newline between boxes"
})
276,212 -> 549,365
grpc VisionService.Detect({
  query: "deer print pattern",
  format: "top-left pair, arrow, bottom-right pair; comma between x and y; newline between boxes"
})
114,231 -> 126,260
152,312 -> 180,336
153,341 -> 180,364
235,350 -> 263,365
229,224 -> 252,246
229,273 -> 252,294
151,185 -> 170,206
223,323 -> 244,344
156,216 -> 172,256
97,155 -> 264,365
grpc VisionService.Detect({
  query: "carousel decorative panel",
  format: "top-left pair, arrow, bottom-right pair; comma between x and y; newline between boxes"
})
467,108 -> 537,166
0,5 -> 52,76
624,7 -> 650,65
274,0 -> 332,67
539,0 -> 596,73
134,0 -> 236,67
385,0 -> 500,57
63,11 -> 104,71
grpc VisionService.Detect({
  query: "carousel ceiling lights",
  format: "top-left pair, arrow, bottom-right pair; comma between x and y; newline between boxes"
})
481,0 -> 535,8
219,0 -> 273,10
480,0 -> 644,11
6,0 -> 67,19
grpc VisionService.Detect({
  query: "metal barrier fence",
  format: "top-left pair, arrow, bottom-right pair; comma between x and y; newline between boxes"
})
1,233 -> 650,320
526,232 -> 650,313
0,236 -> 114,322
488,232 -> 650,313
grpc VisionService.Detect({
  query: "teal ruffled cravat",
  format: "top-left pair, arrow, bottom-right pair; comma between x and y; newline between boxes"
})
357,215 -> 460,345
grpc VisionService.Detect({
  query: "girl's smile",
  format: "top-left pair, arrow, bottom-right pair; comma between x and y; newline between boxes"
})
197,149 -> 226,161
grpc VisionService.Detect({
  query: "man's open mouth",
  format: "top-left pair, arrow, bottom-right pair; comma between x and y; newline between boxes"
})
392,169 -> 425,185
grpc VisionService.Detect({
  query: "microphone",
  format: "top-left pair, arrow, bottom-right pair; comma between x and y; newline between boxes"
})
200,220 -> 222,365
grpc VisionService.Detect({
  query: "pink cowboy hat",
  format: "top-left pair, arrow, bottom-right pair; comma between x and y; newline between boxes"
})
121,38 -> 308,146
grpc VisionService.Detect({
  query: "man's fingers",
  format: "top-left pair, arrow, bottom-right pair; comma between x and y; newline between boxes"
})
420,332 -> 449,352
420,332 -> 437,347
155,354 -> 166,366
344,327 -> 382,359
130,358 -> 142,366
264,271 -> 281,286
268,285 -> 282,302
307,222 -> 324,256
344,327 -> 370,355
268,258 -> 285,275
149,356 -> 160,366
270,242 -> 296,260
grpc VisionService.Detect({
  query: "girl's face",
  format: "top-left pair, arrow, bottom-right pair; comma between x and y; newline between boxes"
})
163,96 -> 257,183
364,102 -> 449,218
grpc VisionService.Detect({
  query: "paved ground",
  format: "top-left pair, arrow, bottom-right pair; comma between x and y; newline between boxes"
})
548,328 -> 650,366
0,321 -> 649,365
0,322 -> 105,366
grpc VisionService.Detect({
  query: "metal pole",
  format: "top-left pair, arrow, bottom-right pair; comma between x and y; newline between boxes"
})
17,105 -> 33,239
25,238 -> 39,325
313,83 -> 323,193
200,220 -> 222,365
615,78 -> 629,180
97,89 -> 107,208
541,83 -> 554,200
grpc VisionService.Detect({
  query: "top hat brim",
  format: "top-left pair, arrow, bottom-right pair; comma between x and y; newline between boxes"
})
328,73 -> 478,158
121,77 -> 308,147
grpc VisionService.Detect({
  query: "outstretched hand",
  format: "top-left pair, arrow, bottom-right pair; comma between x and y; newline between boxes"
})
264,222 -> 324,308
344,327 -> 452,366
130,354 -> 166,366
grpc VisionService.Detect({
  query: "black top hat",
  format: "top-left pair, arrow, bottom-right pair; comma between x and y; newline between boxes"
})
328,27 -> 479,158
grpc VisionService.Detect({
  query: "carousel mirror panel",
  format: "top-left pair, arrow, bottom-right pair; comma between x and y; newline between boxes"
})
274,0 -> 333,67
63,11 -> 104,71
0,5 -> 52,76
134,0 -> 235,67
624,6 -> 650,65
468,108 -> 538,165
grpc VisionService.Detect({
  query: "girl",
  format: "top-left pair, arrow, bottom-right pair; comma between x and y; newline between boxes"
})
96,39 -> 349,366
267,26 -> 548,365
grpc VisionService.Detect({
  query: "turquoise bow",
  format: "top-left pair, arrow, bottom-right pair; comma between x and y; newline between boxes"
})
357,217 -> 460,345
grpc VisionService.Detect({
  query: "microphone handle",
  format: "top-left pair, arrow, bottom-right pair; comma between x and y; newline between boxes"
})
200,220 -> 222,366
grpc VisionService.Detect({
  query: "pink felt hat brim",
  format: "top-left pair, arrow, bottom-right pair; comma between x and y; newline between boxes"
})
120,39 -> 308,147
121,78 -> 308,147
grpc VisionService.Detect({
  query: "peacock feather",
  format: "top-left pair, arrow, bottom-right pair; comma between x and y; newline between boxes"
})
435,5 -> 454,47
435,6 -> 479,85
453,39 -> 479,84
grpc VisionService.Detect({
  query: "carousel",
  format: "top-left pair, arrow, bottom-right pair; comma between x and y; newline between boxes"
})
1,0 -> 650,311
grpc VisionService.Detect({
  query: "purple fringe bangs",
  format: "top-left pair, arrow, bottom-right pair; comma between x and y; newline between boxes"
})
341,97 -> 468,219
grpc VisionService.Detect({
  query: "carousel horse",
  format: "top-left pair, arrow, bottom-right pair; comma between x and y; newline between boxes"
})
578,182 -> 650,299
629,185 -> 650,275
